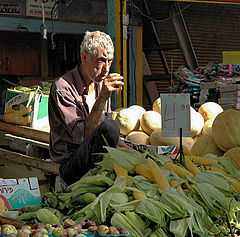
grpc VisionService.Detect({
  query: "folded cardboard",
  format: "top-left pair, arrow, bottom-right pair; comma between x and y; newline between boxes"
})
0,177 -> 42,210
4,89 -> 49,132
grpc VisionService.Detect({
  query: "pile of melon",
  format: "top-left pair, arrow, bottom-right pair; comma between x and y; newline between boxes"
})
114,99 -> 240,169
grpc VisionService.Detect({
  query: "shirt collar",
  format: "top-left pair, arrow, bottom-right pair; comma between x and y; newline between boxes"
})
72,65 -> 103,96
72,64 -> 87,95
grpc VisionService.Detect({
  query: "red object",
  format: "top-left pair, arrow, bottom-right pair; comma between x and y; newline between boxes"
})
0,195 -> 11,210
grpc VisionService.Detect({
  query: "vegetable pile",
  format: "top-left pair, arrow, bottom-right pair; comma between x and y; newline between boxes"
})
15,146 -> 240,237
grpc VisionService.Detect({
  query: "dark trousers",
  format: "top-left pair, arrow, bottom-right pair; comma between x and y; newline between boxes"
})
59,120 -> 120,185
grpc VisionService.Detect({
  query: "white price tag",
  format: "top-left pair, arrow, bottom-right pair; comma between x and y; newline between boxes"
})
161,93 -> 191,137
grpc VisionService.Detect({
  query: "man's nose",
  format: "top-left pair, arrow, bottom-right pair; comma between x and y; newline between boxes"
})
103,61 -> 111,72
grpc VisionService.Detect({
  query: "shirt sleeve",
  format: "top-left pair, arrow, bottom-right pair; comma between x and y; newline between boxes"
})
55,89 -> 85,143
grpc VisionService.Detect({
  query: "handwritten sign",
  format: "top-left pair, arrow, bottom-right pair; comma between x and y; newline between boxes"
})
26,0 -> 58,18
160,93 -> 191,137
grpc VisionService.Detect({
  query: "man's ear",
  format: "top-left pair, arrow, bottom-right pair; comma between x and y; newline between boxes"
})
81,52 -> 88,63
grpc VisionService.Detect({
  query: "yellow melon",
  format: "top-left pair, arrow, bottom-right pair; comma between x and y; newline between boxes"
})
190,134 -> 223,156
115,108 -> 140,136
202,118 -> 215,135
223,147 -> 240,169
150,128 -> 194,150
129,105 -> 146,117
140,111 -> 162,136
152,97 -> 161,114
190,112 -> 204,137
198,102 -> 223,122
125,131 -> 150,145
212,109 -> 240,152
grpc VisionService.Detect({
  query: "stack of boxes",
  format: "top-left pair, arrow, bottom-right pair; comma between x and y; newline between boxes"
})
218,84 -> 240,110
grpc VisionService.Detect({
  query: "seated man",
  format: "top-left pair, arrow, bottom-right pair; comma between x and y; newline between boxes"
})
48,30 -> 129,185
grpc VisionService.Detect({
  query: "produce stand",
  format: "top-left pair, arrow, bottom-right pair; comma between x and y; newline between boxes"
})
0,121 -> 59,175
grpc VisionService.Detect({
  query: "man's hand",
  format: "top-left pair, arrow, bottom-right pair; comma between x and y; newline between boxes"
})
101,73 -> 124,99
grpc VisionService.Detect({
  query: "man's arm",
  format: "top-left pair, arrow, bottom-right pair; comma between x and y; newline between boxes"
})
84,73 -> 124,138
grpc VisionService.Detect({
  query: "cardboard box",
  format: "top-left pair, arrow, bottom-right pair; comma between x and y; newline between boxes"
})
220,90 -> 240,98
219,103 -> 240,110
218,97 -> 240,104
4,89 -> 49,131
219,84 -> 240,93
0,160 -> 51,197
0,177 -> 42,210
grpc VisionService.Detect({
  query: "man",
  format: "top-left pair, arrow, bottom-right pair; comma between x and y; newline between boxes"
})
48,31 -> 128,185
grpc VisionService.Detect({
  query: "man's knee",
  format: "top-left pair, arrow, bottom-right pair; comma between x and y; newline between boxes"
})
99,120 -> 120,136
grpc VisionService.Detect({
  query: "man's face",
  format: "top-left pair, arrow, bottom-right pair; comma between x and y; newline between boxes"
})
85,46 -> 114,83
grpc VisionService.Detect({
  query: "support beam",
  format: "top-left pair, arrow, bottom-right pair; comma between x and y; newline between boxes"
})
0,121 -> 49,144
136,27 -> 143,106
169,2 -> 199,70
0,16 -> 106,34
122,0 -> 128,108
108,0 -> 122,109
0,148 -> 59,175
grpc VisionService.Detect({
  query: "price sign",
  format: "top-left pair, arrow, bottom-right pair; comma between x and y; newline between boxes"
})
161,93 -> 191,137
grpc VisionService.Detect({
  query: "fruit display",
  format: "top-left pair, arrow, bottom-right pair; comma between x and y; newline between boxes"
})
0,220 -> 131,237
3,101 -> 240,236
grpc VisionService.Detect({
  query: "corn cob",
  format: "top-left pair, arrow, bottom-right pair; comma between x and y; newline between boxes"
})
205,166 -> 228,174
169,180 -> 183,192
133,191 -> 147,200
114,162 -> 130,185
68,173 -> 114,190
134,163 -> 155,182
184,156 -> 201,176
183,145 -> 192,156
70,184 -> 107,194
111,212 -> 144,237
186,155 -> 216,166
125,212 -> 150,236
18,204 -> 42,215
164,161 -> 194,178
230,177 -> 240,192
57,192 -> 71,203
16,211 -> 37,221
147,159 -> 170,191
36,208 -> 61,225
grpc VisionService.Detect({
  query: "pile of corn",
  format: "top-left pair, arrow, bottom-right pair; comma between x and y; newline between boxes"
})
16,147 -> 240,237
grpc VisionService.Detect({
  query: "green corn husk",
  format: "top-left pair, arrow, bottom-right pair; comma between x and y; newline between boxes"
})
16,211 -> 37,221
149,227 -> 168,237
136,198 -> 172,227
70,184 -> 107,198
67,173 -> 114,192
36,208 -> 61,225
111,212 -> 144,237
90,176 -> 127,223
102,146 -> 146,172
125,211 -> 151,236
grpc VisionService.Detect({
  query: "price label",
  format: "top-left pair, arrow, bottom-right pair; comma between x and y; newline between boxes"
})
161,93 -> 191,137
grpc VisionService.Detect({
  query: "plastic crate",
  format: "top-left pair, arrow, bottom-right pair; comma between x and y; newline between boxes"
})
223,51 -> 240,64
